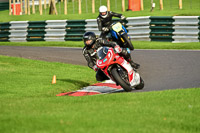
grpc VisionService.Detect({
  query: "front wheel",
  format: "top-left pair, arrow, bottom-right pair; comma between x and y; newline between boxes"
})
111,67 -> 132,92
122,33 -> 134,50
135,77 -> 144,90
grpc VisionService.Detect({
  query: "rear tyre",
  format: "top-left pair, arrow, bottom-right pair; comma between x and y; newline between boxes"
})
111,67 -> 132,92
122,33 -> 134,50
135,77 -> 144,90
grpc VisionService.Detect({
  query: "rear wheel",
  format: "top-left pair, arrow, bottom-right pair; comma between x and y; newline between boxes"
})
111,67 -> 132,92
122,33 -> 134,50
135,77 -> 144,90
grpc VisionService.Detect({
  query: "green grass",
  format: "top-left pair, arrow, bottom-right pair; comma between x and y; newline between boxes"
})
0,41 -> 200,50
133,41 -> 200,50
0,41 -> 84,47
0,0 -> 200,22
0,55 -> 200,133
0,55 -> 96,97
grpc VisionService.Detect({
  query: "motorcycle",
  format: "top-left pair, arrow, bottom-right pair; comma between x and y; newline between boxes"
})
96,46 -> 144,92
110,21 -> 134,50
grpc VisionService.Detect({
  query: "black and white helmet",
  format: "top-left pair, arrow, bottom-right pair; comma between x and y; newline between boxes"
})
83,32 -> 96,48
99,5 -> 108,18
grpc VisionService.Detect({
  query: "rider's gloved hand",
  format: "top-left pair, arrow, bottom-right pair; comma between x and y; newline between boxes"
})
93,65 -> 98,71
102,27 -> 109,32
114,45 -> 122,53
120,15 -> 126,20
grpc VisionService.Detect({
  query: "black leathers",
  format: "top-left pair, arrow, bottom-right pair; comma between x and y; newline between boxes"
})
97,11 -> 122,39
82,39 -> 116,69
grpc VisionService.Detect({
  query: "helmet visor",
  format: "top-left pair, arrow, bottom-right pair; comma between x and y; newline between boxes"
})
100,12 -> 107,16
84,38 -> 93,46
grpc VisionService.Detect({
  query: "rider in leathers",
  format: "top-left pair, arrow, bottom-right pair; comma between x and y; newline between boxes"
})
97,5 -> 125,41
82,32 -> 138,82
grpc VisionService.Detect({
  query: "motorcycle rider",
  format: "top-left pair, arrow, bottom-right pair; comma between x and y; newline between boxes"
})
82,32 -> 139,81
97,5 -> 126,42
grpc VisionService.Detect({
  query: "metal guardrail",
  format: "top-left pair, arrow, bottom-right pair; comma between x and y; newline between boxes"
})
65,20 -> 86,41
150,16 -> 174,42
127,16 -> 151,41
0,16 -> 200,43
0,22 -> 10,42
172,16 -> 200,43
9,21 -> 28,42
27,21 -> 46,41
45,20 -> 67,41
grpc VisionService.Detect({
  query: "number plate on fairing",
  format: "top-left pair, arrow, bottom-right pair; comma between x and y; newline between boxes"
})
112,22 -> 123,32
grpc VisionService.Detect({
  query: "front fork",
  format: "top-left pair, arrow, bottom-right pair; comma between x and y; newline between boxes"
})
106,64 -> 130,86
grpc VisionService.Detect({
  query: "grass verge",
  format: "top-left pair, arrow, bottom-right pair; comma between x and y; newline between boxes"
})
0,41 -> 200,50
0,41 -> 84,47
0,55 -> 200,133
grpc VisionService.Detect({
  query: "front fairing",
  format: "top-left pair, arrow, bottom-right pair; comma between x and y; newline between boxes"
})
96,47 -> 140,87
96,47 -> 115,69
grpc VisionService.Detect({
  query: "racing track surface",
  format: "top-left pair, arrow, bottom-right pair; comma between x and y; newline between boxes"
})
0,46 -> 200,92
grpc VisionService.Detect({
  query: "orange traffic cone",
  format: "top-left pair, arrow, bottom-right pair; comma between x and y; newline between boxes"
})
52,75 -> 56,84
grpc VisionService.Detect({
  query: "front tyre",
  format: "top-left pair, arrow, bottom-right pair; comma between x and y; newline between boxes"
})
122,33 -> 134,50
135,77 -> 144,90
111,67 -> 132,92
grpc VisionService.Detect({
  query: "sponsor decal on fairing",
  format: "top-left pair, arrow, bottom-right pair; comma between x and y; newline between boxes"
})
130,72 -> 140,87
121,60 -> 140,87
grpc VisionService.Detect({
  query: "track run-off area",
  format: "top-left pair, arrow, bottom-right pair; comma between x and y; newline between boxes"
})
0,46 -> 200,92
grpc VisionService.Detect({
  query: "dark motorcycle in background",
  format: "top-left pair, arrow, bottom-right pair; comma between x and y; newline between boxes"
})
109,21 -> 134,50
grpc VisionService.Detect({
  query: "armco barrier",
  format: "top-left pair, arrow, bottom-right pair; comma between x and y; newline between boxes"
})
126,16 -> 151,41
0,22 -> 10,42
0,16 -> 200,43
199,16 -> 200,41
85,19 -> 100,36
150,16 -> 174,42
9,21 -> 28,42
173,16 -> 200,43
45,20 -> 67,41
27,21 -> 46,41
65,20 -> 86,41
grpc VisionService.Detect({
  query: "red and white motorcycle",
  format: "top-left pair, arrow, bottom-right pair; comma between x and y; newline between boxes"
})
96,46 -> 144,92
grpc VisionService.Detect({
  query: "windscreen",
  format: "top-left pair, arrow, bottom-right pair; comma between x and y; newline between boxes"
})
96,47 -> 109,60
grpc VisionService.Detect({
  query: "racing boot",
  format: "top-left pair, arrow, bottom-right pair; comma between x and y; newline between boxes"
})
120,48 -> 140,69
129,60 -> 140,69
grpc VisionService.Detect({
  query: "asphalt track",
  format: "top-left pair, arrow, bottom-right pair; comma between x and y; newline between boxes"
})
0,46 -> 200,92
